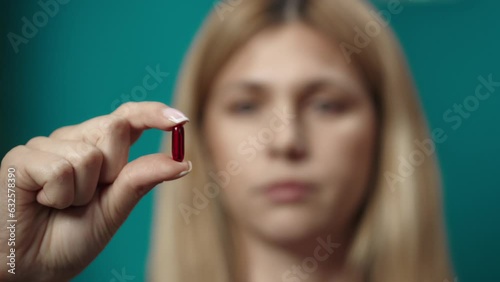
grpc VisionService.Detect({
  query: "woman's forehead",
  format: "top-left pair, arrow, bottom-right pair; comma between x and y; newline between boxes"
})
211,23 -> 368,97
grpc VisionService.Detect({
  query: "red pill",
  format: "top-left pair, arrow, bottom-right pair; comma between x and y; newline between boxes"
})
172,125 -> 184,162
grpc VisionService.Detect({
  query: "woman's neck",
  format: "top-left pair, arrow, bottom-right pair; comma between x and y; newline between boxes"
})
230,224 -> 361,282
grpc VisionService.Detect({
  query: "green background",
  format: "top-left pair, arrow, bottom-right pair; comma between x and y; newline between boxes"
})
1,1 -> 499,281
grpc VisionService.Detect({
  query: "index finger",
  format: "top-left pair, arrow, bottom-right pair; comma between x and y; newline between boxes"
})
52,102 -> 189,144
111,101 -> 190,143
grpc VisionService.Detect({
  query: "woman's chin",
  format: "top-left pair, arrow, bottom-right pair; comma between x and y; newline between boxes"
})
254,208 -> 329,243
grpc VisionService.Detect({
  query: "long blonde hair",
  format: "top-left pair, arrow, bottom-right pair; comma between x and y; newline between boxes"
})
149,0 -> 454,281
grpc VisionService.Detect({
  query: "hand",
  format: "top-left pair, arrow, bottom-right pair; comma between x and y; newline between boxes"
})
0,102 -> 191,282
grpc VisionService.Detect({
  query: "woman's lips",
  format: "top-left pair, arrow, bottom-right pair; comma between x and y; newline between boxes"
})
264,180 -> 315,203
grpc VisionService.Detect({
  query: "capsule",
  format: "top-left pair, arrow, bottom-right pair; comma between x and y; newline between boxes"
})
172,125 -> 184,162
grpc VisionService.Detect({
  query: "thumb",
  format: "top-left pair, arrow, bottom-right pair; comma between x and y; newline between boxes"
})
100,153 -> 191,227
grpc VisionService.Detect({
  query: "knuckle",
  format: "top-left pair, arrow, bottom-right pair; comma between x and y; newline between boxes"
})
67,143 -> 102,169
114,101 -> 137,117
84,145 -> 104,166
65,151 -> 85,169
148,101 -> 166,111
48,158 -> 74,184
26,136 -> 47,148
107,116 -> 129,134
82,126 -> 103,145
99,116 -> 129,138
81,115 -> 130,146
50,125 -> 72,138
1,145 -> 27,168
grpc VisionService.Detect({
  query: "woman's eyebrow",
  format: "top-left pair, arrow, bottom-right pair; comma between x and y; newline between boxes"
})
299,72 -> 368,98
297,79 -> 358,99
216,81 -> 269,96
215,72 -> 367,98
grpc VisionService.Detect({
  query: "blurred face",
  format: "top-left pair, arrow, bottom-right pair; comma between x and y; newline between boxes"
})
203,22 -> 377,243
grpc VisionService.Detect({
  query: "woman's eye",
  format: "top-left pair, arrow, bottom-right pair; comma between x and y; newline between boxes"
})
312,100 -> 348,114
229,102 -> 259,114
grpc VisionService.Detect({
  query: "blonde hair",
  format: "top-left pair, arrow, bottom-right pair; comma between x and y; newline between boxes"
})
149,0 -> 454,281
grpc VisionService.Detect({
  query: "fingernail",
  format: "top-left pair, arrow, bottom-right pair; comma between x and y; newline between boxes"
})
162,108 -> 190,124
175,161 -> 192,178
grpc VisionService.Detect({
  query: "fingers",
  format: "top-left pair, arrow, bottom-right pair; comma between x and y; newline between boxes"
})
100,154 -> 191,227
2,145 -> 75,209
1,135 -> 192,213
1,101 -> 192,214
111,101 -> 190,143
50,115 -> 131,183
26,137 -> 103,206
49,102 -> 189,183
51,102 -> 189,142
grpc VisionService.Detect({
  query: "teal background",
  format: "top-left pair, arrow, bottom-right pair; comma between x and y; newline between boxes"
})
1,1 -> 499,281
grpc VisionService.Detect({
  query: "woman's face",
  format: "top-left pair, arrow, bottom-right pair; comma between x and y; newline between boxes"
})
204,22 -> 377,243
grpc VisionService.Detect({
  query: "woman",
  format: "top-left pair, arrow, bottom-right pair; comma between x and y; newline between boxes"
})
0,0 -> 453,281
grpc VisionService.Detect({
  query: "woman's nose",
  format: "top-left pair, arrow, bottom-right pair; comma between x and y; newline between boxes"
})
268,116 -> 307,161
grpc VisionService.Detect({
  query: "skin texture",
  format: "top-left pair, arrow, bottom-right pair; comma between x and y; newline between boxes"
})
0,102 -> 191,282
204,22 -> 378,281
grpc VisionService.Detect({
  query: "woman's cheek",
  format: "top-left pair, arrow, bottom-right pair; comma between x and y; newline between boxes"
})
312,116 -> 375,180
335,118 -> 376,194
208,122 -> 259,188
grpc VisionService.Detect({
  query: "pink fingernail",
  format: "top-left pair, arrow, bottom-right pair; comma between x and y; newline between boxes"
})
175,161 -> 192,178
162,108 -> 189,124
